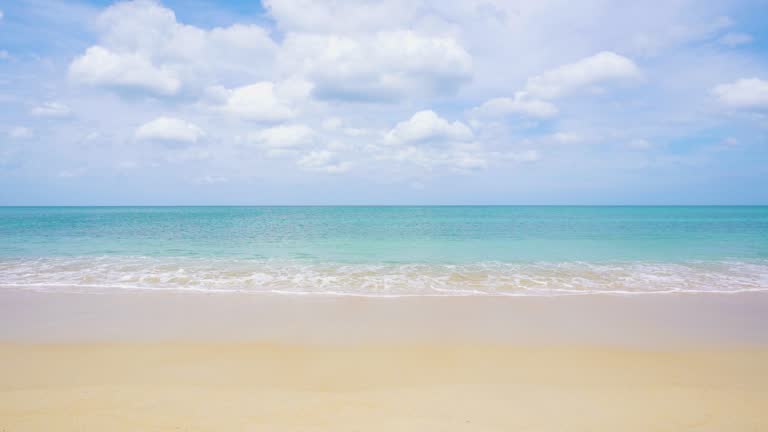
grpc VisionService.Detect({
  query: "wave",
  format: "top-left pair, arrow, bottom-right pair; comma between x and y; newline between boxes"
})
1,256 -> 767,297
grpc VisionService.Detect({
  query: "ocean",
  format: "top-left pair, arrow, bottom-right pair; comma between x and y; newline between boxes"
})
1,206 -> 767,296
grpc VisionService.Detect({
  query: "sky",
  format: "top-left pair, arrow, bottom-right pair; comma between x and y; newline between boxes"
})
0,0 -> 767,205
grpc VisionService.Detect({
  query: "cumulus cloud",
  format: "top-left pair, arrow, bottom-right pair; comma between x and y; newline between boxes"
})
249,124 -> 315,149
472,96 -> 558,118
380,145 -> 488,172
68,0 -> 276,97
522,51 -> 641,100
280,31 -> 472,102
472,52 -> 639,120
297,150 -> 352,173
386,110 -> 473,145
212,79 -> 311,122
135,117 -> 205,143
69,46 -> 181,96
712,78 -> 768,109
10,0 -> 768,198
30,101 -> 72,118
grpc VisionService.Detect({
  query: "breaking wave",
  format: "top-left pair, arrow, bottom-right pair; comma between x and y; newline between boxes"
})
1,256 -> 767,297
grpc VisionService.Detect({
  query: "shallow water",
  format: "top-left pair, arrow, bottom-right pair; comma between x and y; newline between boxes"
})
1,206 -> 767,296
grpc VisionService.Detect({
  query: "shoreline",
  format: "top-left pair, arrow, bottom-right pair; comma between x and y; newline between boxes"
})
3,256 -> 768,297
4,283 -> 768,297
2,288 -> 767,346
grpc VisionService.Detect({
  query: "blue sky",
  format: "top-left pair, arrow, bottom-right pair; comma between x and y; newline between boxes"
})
0,0 -> 767,205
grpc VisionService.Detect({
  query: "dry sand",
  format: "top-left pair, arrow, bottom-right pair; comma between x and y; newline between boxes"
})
1,289 -> 767,431
2,343 -> 767,431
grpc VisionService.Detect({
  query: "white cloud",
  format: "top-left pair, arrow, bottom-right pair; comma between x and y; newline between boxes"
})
214,80 -> 311,122
8,0 -> 767,196
0,10 -> 4,21
30,101 -> 72,118
472,96 -> 558,118
471,51 -> 639,120
391,146 -> 540,172
386,110 -> 473,145
265,0 -> 416,33
380,145 -> 489,172
712,78 -> 768,109
297,150 -> 352,173
8,126 -> 33,139
135,117 -> 205,143
249,124 -> 314,149
718,32 -> 753,47
280,31 -> 472,102
523,51 -> 641,100
69,46 -> 181,96
450,152 -> 488,170
68,0 -> 276,97
0,50 -> 9,60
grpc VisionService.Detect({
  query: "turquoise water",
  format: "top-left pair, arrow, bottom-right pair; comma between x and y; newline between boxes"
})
1,206 -> 767,296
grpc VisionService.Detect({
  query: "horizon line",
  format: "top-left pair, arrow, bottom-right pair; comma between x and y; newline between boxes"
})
2,204 -> 768,208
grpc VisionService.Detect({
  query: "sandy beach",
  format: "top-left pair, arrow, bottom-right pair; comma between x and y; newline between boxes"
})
2,343 -> 767,431
1,289 -> 767,431
3,0 -> 768,426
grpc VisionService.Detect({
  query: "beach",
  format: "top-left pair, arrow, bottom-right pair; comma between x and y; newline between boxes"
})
2,289 -> 768,431
3,343 -> 767,432
1,206 -> 768,430
3,0 -> 768,425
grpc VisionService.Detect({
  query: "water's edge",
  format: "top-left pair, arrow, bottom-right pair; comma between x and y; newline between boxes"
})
2,256 -> 767,297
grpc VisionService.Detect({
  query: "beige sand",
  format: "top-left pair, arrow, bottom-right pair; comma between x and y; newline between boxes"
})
1,290 -> 767,430
3,289 -> 768,345
1,343 -> 767,431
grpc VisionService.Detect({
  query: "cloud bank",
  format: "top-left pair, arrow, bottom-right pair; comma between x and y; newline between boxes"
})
0,0 -> 766,204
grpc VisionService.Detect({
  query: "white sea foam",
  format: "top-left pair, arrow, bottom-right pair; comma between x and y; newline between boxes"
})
0,257 -> 767,297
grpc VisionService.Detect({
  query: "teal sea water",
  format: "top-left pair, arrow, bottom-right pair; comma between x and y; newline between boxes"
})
1,206 -> 767,296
